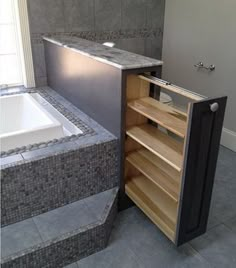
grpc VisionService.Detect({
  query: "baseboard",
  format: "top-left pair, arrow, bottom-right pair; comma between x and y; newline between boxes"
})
221,128 -> 236,152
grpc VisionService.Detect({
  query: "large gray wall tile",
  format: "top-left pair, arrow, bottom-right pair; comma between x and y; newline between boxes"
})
147,0 -> 165,29
64,0 -> 94,31
28,0 -> 65,33
117,38 -> 146,55
145,36 -> 163,59
121,0 -> 146,30
94,0 -> 121,30
32,43 -> 47,78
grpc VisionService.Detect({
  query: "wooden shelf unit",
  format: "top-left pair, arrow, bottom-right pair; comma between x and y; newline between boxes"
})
126,149 -> 180,202
128,97 -> 187,138
124,74 -> 227,246
127,124 -> 183,172
126,175 -> 177,241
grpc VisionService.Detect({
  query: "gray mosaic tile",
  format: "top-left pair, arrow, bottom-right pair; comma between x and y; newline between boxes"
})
64,263 -> 79,268
1,219 -> 42,259
1,87 -> 118,227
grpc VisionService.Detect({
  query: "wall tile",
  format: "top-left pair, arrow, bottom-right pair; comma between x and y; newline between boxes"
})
121,0 -> 147,30
28,0 -> 65,33
116,38 -> 146,56
145,36 -> 163,59
64,0 -> 94,32
94,0 -> 121,31
35,76 -> 48,87
32,43 -> 46,78
147,0 -> 165,29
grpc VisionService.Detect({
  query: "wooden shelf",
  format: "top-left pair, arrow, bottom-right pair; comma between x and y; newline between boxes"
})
125,175 -> 177,241
126,149 -> 180,202
128,97 -> 187,138
126,124 -> 183,172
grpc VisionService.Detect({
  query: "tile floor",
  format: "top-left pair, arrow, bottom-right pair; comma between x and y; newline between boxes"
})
66,146 -> 236,268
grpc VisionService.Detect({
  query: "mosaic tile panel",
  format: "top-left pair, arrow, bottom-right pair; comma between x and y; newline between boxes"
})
1,140 -> 118,226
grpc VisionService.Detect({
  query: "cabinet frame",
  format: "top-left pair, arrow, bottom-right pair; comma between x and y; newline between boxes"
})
123,73 -> 227,246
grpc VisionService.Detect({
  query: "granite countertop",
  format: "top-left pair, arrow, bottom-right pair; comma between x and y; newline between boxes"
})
43,36 -> 163,70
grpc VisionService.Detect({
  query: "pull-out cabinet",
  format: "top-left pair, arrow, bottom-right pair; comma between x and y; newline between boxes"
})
124,74 -> 227,246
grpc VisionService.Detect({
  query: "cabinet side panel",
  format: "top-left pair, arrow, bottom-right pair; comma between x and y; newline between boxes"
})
44,41 -> 122,138
176,97 -> 227,246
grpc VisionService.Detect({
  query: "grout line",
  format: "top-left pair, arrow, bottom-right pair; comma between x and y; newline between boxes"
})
120,0 -> 123,31
61,0 -> 66,32
93,0 -> 96,31
222,222 -> 236,234
186,243 -> 213,267
32,217 -> 45,242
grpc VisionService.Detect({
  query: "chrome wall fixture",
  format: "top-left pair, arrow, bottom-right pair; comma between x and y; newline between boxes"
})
194,62 -> 215,71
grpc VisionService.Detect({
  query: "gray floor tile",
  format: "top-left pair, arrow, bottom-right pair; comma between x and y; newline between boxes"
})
215,146 -> 236,183
33,200 -> 96,241
208,146 -> 236,224
77,240 -> 143,268
224,216 -> 236,234
138,244 -> 211,268
209,177 -> 236,222
190,224 -> 236,268
77,207 -> 211,268
207,209 -> 221,230
84,189 -> 113,220
1,218 -> 42,258
111,207 -> 210,268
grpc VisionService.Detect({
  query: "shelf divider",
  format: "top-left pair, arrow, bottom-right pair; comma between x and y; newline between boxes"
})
128,97 -> 187,138
127,149 -> 180,202
126,124 -> 183,172
125,175 -> 177,242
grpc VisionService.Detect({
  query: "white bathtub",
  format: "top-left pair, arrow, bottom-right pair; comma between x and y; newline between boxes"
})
0,93 -> 73,151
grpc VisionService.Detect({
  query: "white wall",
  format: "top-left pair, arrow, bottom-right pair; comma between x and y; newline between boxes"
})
162,0 -> 236,150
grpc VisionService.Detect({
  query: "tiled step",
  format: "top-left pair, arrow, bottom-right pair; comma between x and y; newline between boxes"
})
1,187 -> 118,268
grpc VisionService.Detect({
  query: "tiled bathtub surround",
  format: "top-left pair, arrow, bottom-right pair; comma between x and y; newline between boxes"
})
1,87 -> 119,226
1,188 -> 118,268
27,0 -> 165,86
0,88 -> 95,157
